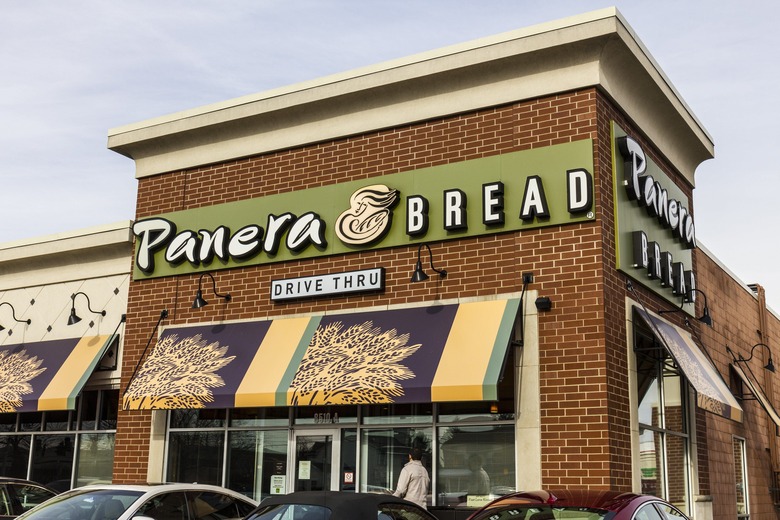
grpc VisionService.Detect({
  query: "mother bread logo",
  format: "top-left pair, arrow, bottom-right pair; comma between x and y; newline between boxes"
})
336,184 -> 399,245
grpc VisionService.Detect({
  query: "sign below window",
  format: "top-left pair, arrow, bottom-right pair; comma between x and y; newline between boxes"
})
271,268 -> 385,301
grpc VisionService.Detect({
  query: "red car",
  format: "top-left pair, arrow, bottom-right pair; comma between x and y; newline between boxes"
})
465,489 -> 689,520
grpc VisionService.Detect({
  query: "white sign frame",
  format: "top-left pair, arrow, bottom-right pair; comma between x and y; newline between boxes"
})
271,268 -> 385,301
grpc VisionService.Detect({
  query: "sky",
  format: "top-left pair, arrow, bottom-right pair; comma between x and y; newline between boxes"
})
1,1 -> 778,312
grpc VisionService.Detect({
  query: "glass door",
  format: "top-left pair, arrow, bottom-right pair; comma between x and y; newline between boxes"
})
293,429 -> 340,491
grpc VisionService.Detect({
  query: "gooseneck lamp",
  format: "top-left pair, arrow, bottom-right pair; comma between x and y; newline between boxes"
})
67,292 -> 106,326
0,301 -> 31,332
739,343 -> 776,373
192,272 -> 232,309
410,244 -> 447,283
657,288 -> 712,327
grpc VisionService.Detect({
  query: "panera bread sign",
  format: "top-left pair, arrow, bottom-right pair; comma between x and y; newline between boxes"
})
612,122 -> 698,305
133,140 -> 595,278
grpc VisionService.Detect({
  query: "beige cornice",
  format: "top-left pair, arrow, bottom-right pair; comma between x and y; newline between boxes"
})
108,7 -> 712,186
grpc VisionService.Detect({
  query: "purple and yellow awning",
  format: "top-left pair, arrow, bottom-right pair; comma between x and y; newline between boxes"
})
122,298 -> 520,410
0,335 -> 115,413
635,308 -> 743,422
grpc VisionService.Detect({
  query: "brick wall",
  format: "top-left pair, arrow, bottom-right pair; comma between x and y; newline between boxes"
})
695,251 -> 780,519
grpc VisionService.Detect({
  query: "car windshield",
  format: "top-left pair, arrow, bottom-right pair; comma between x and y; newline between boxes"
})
17,489 -> 145,520
472,506 -> 610,520
246,504 -> 331,520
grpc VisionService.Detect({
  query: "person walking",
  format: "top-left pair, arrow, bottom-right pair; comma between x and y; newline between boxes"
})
393,447 -> 430,509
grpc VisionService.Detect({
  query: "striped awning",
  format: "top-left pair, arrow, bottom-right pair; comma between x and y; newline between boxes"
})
730,363 -> 780,428
635,308 -> 743,422
122,298 -> 520,410
0,335 -> 115,412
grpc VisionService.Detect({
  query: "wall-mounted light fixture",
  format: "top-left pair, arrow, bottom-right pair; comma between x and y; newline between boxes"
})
730,342 -> 776,373
534,296 -> 553,312
410,244 -> 447,283
67,292 -> 106,326
657,288 -> 712,327
192,272 -> 232,309
0,301 -> 31,333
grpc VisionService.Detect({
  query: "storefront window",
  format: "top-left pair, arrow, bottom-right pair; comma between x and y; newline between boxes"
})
75,433 -> 115,486
634,319 -> 690,515
437,424 -> 515,507
359,427 -> 432,499
230,408 -> 289,427
0,435 -> 30,477
0,390 -> 115,490
167,431 -> 224,485
163,404 -> 513,506
170,409 -> 226,428
362,404 -> 432,425
78,392 -> 98,431
340,429 -> 357,492
734,436 -> 749,518
30,434 -> 75,486
227,430 -> 288,502
44,410 -> 71,432
0,414 -> 16,433
438,402 -> 513,423
19,412 -> 42,432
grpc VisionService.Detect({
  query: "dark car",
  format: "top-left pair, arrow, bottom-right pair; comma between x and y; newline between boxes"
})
245,491 -> 437,520
0,478 -> 57,519
465,489 -> 689,520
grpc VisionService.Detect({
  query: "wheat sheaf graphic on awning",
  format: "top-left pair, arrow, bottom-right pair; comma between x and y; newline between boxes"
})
123,334 -> 236,410
124,298 -> 521,410
289,320 -> 421,406
0,349 -> 46,413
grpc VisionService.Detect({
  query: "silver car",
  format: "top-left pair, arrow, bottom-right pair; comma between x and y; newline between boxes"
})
16,483 -> 257,520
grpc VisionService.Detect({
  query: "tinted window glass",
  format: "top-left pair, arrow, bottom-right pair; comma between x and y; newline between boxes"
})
0,436 -> 31,477
99,390 -> 119,430
247,504 -> 331,520
30,435 -> 75,485
379,503 -> 434,520
634,503 -> 665,520
167,432 -> 224,485
13,483 -> 57,512
655,503 -> 688,518
137,492 -> 188,520
187,491 -> 243,520
79,392 -> 98,431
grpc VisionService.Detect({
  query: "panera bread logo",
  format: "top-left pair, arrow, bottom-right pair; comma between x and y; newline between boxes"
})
131,141 -> 596,276
335,184 -> 399,245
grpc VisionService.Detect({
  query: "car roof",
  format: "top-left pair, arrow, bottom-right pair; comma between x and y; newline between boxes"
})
474,489 -> 653,514
69,483 -> 257,502
255,491 -> 428,518
76,483 -> 235,492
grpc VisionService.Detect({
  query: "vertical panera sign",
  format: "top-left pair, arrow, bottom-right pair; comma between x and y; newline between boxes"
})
132,140 -> 596,278
612,122 -> 698,305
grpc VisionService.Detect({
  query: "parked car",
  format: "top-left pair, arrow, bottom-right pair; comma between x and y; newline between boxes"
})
245,491 -> 437,520
15,483 -> 257,520
0,478 -> 57,519
465,489 -> 689,520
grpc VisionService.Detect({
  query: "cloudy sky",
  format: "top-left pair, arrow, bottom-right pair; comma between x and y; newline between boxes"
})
2,1 -> 778,312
